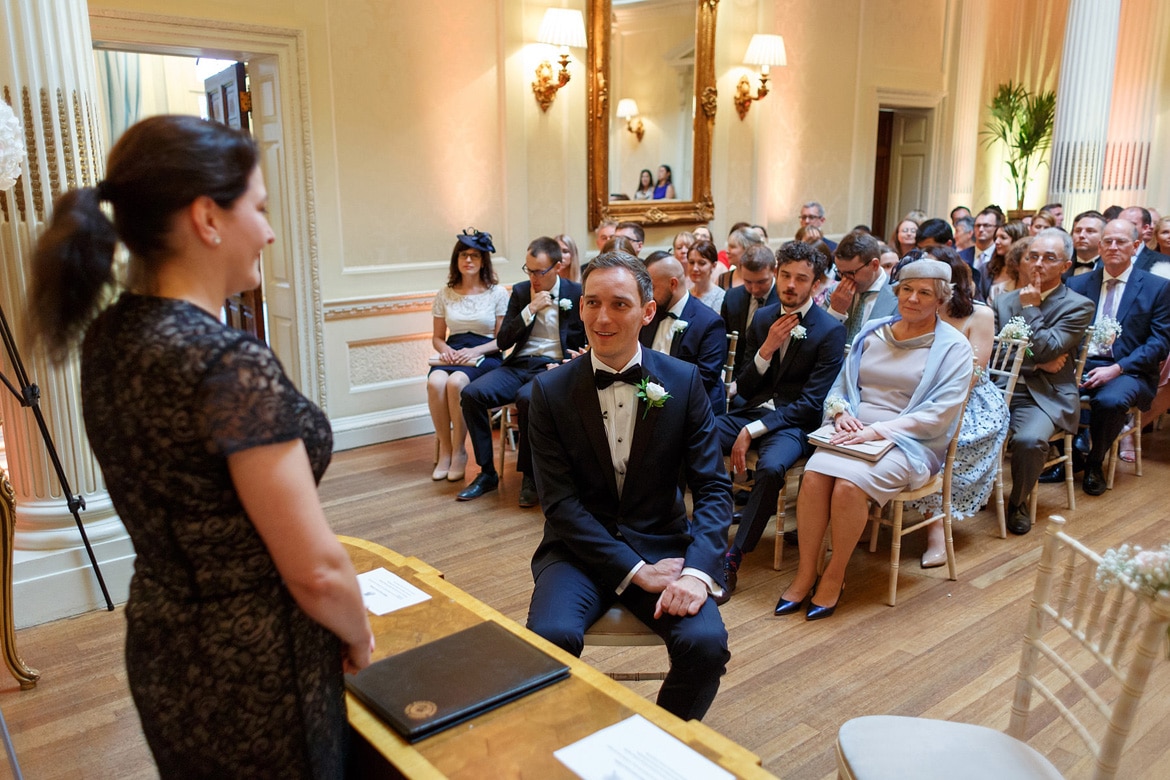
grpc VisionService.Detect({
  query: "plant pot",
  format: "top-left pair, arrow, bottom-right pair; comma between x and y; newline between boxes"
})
1007,209 -> 1031,222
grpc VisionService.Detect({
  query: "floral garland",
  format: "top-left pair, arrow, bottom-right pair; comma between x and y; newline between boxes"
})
1096,542 -> 1170,655
0,100 -> 26,191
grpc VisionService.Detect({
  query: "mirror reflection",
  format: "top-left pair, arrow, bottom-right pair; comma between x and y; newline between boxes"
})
607,0 -> 694,202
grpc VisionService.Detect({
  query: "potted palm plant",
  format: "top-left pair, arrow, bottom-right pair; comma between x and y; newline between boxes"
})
981,81 -> 1057,218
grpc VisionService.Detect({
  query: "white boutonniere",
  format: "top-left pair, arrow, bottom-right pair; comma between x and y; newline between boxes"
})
1090,316 -> 1122,350
824,395 -> 850,418
672,319 -> 689,335
635,377 -> 670,418
558,298 -> 573,311
790,324 -> 807,340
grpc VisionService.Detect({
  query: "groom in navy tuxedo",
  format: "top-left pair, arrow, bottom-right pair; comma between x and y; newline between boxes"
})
526,252 -> 732,720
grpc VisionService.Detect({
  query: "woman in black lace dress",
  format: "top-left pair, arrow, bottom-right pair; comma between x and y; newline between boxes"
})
27,115 -> 374,778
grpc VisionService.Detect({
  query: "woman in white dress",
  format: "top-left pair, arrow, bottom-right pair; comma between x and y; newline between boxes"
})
428,229 -> 509,481
909,248 -> 1010,567
774,259 -> 973,620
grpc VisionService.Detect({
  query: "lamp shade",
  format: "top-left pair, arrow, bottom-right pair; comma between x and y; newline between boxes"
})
537,8 -> 587,48
616,99 -> 639,119
743,34 -> 787,67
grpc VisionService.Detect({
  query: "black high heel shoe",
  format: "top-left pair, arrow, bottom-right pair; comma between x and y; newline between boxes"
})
806,580 -> 845,621
774,578 -> 817,617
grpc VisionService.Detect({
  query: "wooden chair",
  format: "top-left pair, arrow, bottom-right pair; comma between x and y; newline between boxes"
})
723,331 -> 738,394
864,382 -> 973,606
835,515 -> 1170,780
495,404 -> 519,487
1079,402 -> 1143,491
988,335 -> 1030,538
582,603 -> 667,682
1027,332 -> 1092,525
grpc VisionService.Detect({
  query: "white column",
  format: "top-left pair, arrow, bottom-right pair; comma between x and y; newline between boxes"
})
0,0 -> 133,626
944,0 -> 988,215
1099,0 -> 1168,208
1046,0 -> 1121,219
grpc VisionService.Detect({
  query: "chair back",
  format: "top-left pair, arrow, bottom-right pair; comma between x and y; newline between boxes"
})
1008,516 -> 1170,780
1071,330 -> 1093,385
939,379 -> 974,508
723,331 -> 739,389
988,335 -> 1029,405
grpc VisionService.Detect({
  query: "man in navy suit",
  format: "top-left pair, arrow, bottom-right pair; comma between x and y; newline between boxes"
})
1121,207 -> 1170,272
1068,219 -> 1170,496
641,253 -> 728,414
458,237 -> 586,503
526,252 -> 732,721
800,201 -> 837,251
720,244 -> 778,393
1062,210 -> 1107,282
715,242 -> 845,597
825,232 -> 898,348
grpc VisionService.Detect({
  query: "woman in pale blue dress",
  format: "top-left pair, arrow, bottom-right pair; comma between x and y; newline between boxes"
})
908,248 -> 1010,567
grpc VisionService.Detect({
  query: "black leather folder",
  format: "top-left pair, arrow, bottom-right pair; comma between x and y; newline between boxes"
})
345,621 -> 571,742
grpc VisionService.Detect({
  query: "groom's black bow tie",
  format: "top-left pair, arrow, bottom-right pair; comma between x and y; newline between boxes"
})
1073,259 -> 1096,269
595,365 -> 643,389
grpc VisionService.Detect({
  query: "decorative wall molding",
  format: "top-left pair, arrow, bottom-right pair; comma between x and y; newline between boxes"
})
324,293 -> 434,321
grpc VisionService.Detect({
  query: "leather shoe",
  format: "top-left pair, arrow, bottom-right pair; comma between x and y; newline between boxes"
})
921,548 -> 948,569
731,511 -> 743,525
1083,464 -> 1107,496
773,589 -> 808,616
1006,503 -> 1032,535
734,488 -> 751,507
806,580 -> 844,621
782,529 -> 799,547
1073,430 -> 1090,456
456,472 -> 498,501
1037,463 -> 1065,484
518,475 -> 539,508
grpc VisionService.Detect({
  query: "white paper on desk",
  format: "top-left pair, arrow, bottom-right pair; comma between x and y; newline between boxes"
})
356,567 -> 431,615
555,714 -> 734,780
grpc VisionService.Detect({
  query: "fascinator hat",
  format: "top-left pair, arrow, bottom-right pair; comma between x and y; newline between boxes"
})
895,257 -> 951,282
458,227 -> 496,254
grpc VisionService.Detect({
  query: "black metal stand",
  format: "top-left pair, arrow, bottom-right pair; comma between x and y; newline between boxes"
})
0,303 -> 113,612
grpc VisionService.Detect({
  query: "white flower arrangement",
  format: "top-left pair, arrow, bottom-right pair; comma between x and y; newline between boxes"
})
1090,316 -> 1123,350
558,298 -> 573,311
824,395 -> 850,418
635,377 -> 670,418
790,324 -> 807,340
0,100 -> 26,191
1096,542 -> 1170,654
997,315 -> 1032,342
671,319 -> 689,335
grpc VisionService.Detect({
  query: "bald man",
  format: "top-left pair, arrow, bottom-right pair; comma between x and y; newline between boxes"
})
641,254 -> 728,414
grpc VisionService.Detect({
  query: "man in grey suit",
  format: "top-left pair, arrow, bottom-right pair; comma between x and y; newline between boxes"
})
825,232 -> 898,350
994,229 -> 1094,534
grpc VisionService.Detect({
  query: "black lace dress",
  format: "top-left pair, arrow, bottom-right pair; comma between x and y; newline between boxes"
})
82,294 -> 344,778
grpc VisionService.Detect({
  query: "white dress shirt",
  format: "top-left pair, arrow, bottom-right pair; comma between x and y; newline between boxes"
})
744,297 -> 816,439
651,292 -> 690,353
516,277 -> 564,360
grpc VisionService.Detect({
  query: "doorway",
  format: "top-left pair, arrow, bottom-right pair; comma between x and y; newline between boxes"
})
89,9 -> 325,405
871,107 -> 934,240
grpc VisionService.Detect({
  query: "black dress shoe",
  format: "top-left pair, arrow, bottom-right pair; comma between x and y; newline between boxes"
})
806,581 -> 844,621
1083,464 -> 1107,496
731,511 -> 743,525
734,488 -> 751,507
1006,503 -> 1032,535
1037,464 -> 1065,484
1073,430 -> 1091,456
782,530 -> 799,547
456,472 -> 498,501
518,475 -> 539,508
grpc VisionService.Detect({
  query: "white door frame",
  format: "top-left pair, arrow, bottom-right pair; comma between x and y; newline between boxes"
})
874,87 -> 945,221
88,9 -> 326,406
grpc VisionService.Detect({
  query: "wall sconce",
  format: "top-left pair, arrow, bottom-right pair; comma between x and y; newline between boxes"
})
532,8 -> 587,112
616,99 -> 644,142
734,34 -> 787,120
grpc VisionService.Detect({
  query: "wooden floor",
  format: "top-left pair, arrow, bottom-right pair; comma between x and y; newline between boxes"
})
5,430 -> 1170,779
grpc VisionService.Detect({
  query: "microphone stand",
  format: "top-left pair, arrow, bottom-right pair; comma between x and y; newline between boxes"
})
0,302 -> 113,612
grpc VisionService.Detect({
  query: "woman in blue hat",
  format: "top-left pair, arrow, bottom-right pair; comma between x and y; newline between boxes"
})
428,228 -> 509,481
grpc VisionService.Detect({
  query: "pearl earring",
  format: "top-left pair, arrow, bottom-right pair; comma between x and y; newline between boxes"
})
213,235 -> 222,245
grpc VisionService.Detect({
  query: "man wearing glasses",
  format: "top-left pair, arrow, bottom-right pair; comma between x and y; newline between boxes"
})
968,207 -> 1003,278
458,237 -> 586,504
993,229 -> 1094,534
799,201 -> 836,251
825,232 -> 898,349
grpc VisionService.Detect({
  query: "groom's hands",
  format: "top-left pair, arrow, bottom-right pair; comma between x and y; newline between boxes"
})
632,558 -> 709,617
632,558 -> 684,592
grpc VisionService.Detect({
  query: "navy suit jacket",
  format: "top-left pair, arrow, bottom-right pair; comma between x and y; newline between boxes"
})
528,349 -> 732,592
734,303 -> 846,434
958,246 -> 975,267
1067,267 -> 1170,396
640,294 -> 728,414
497,279 -> 586,362
720,284 -> 779,377
1133,245 -> 1170,273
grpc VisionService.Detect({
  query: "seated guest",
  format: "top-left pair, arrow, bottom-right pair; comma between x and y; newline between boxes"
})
720,243 -> 778,387
601,235 -> 639,256
795,225 -> 822,245
1067,219 -> 1170,495
987,222 -> 1028,298
687,239 -> 725,313
918,218 -> 986,299
993,228 -> 1094,533
594,219 -> 618,252
615,221 -> 645,256
717,221 -> 755,271
799,201 -> 837,251
642,254 -> 728,414
653,164 -> 676,199
555,233 -> 581,283
1064,210 -> 1107,280
633,169 -> 654,200
718,225 -> 765,289
888,216 -> 919,258
775,259 -> 973,619
954,215 -> 975,251
1120,206 -> 1170,272
428,229 -> 509,482
672,230 -> 696,264
526,251 -> 732,720
906,248 -> 1009,567
878,242 -> 900,277
1028,209 -> 1058,236
458,237 -> 586,506
825,232 -> 899,348
715,242 -> 845,597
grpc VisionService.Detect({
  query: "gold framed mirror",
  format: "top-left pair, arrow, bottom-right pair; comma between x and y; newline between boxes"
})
587,0 -> 718,229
